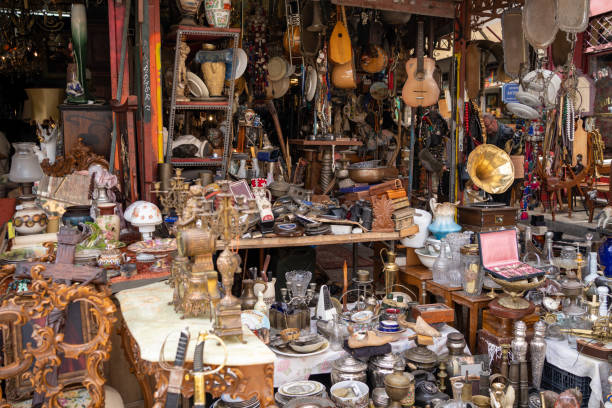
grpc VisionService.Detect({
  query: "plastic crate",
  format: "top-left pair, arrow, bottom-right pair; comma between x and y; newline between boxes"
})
540,360 -> 591,407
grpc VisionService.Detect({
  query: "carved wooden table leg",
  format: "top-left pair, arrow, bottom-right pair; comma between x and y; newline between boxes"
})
119,318 -> 154,408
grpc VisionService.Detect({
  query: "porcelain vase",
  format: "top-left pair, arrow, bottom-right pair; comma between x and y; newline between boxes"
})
68,3 -> 88,103
205,0 -> 231,28
13,196 -> 48,235
96,203 -> 120,241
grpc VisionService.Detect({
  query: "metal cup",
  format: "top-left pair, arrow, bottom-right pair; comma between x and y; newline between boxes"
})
158,163 -> 173,192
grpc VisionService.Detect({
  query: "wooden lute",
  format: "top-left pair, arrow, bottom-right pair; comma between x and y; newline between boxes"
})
402,21 -> 440,108
329,5 -> 352,65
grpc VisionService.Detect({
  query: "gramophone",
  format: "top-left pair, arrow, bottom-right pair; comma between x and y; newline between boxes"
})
458,144 -> 519,232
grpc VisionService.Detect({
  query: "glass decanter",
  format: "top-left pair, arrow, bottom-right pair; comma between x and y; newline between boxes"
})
432,238 -> 450,285
445,233 -> 471,287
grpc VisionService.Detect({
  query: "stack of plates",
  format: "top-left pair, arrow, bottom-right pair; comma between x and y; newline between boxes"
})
378,319 -> 400,333
214,394 -> 260,408
275,381 -> 327,407
304,222 -> 331,236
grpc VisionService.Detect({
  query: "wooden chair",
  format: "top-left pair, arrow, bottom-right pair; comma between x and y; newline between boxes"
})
0,264 -> 120,408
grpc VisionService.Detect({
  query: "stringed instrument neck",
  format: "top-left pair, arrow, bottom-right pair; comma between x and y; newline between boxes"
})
416,21 -> 425,80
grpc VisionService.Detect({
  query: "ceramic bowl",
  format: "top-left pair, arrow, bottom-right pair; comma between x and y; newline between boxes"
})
330,381 -> 369,408
289,336 -> 328,353
415,247 -> 437,270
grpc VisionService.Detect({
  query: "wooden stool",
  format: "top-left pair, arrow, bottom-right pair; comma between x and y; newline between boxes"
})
451,291 -> 493,353
399,265 -> 432,304
425,280 -> 461,308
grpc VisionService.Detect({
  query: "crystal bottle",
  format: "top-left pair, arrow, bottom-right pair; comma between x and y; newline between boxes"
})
530,320 -> 546,389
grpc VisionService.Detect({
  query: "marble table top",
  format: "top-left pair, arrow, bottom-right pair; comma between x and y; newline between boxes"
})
116,281 -> 275,366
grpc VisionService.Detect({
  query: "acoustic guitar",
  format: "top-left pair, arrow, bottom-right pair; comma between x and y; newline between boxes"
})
402,21 -> 440,108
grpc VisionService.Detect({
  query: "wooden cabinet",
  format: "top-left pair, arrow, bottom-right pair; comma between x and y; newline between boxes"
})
60,104 -> 112,159
457,205 -> 518,232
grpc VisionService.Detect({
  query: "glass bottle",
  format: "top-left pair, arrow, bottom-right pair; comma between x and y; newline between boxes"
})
523,226 -> 538,260
460,244 -> 484,296
329,315 -> 344,351
541,231 -> 560,277
432,238 -> 450,285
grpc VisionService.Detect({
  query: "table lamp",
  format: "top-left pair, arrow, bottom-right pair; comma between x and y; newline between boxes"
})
9,142 -> 43,195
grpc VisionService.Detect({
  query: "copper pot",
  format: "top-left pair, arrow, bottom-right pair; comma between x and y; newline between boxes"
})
348,167 -> 386,184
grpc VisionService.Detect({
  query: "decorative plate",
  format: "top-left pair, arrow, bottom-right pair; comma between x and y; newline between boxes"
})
187,71 -> 209,99
522,69 -> 561,108
305,66 -> 317,102
268,56 -> 288,81
128,238 -> 177,254
234,48 -> 248,79
506,102 -> 540,120
0,246 -> 49,263
271,76 -> 290,99
278,381 -> 325,398
516,90 -> 541,108
270,339 -> 329,357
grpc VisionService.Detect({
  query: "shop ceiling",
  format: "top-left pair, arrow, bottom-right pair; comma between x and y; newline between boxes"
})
331,0 -> 524,29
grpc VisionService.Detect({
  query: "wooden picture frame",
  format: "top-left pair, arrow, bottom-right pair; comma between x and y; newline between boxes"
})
2,301 -> 94,401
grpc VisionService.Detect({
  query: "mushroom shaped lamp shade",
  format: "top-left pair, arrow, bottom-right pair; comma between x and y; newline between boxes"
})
127,201 -> 162,241
124,201 -> 149,223
9,143 -> 43,195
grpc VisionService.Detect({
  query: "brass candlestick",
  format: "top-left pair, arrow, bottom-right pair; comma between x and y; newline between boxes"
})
214,181 -> 249,342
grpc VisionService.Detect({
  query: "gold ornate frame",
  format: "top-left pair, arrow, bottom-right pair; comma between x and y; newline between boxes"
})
0,265 -> 116,408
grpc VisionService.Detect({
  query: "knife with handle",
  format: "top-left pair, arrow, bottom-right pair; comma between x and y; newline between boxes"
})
164,327 -> 190,408
193,332 -> 207,408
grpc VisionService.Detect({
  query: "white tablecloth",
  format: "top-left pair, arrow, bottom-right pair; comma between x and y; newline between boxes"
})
273,323 -> 465,386
545,338 -> 611,408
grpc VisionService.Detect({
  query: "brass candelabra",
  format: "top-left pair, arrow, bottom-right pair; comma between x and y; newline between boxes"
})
152,168 -> 190,215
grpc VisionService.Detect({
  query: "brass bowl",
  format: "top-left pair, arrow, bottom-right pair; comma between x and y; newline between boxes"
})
348,167 -> 386,184
488,274 -> 546,309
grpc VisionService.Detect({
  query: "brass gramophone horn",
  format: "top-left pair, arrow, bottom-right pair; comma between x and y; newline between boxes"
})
307,0 -> 324,32
466,144 -> 515,194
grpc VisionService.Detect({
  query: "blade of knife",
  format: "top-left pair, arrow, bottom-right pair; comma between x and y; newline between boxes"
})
193,332 -> 206,408
174,328 -> 190,367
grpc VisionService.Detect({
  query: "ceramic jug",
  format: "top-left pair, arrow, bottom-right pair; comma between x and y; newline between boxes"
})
254,278 -> 276,306
428,198 -> 461,239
